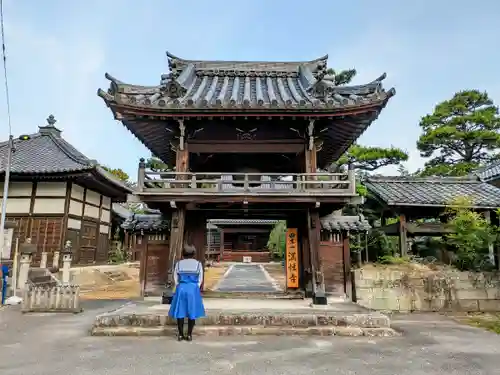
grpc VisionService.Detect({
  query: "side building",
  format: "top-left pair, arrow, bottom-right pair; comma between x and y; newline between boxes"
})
0,115 -> 132,266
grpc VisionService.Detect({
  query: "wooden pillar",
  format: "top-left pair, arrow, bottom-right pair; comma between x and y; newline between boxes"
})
219,228 -> 225,260
399,213 -> 407,257
342,231 -> 352,299
308,208 -> 326,304
183,210 -> 206,290
492,210 -> 500,270
184,211 -> 206,262
139,233 -> 148,297
484,210 -> 495,264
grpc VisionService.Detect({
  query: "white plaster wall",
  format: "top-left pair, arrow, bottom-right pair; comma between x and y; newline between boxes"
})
100,209 -> 110,223
33,198 -> 66,214
36,182 -> 66,196
69,200 -> 83,216
84,204 -> 100,219
67,218 -> 81,230
99,224 -> 109,234
102,196 -> 111,209
0,197 -> 31,214
86,189 -> 101,206
0,182 -> 33,197
71,184 -> 85,200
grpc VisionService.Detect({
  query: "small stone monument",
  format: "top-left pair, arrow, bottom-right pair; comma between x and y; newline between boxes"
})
52,248 -> 60,270
40,251 -> 48,269
61,240 -> 73,284
18,238 -> 36,290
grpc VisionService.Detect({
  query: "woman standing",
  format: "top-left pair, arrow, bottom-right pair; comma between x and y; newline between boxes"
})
169,245 -> 206,341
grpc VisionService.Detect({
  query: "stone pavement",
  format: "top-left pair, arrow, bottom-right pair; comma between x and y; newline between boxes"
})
214,263 -> 280,293
1,303 -> 500,374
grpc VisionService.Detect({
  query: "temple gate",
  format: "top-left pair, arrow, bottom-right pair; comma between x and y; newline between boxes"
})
98,51 -> 394,303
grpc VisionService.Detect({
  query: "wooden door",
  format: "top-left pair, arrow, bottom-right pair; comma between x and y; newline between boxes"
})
79,221 -> 97,264
142,233 -> 169,296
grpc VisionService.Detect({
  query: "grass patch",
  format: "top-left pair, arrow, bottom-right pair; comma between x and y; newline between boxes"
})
464,314 -> 500,334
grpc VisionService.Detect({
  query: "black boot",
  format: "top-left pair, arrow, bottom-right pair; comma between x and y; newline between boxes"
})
186,319 -> 195,341
176,318 -> 185,341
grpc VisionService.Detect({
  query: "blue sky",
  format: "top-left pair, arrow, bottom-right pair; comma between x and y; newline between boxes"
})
1,0 -> 500,178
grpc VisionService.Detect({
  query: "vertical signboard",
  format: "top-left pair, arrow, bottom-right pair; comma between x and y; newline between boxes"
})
1,228 -> 13,259
286,228 -> 299,289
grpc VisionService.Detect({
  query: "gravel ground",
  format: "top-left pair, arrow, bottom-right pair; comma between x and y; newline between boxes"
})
1,302 -> 500,375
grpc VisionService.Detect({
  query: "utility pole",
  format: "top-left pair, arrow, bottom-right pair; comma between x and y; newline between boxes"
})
0,135 -> 14,264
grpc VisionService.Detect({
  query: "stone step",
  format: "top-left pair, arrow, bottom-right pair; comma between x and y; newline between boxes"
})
91,299 -> 395,337
94,311 -> 391,328
91,325 -> 399,337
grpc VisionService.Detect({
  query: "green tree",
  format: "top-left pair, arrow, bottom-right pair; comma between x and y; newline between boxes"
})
417,90 -> 500,176
145,156 -> 172,171
445,197 -> 497,270
267,221 -> 287,260
336,144 -> 409,172
101,166 -> 130,182
325,68 -> 357,86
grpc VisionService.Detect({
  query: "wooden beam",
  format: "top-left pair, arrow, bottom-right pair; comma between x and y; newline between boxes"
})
220,227 -> 269,234
188,141 -> 304,154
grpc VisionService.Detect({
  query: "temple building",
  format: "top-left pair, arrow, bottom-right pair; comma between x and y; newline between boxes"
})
0,115 -> 132,266
98,51 -> 394,303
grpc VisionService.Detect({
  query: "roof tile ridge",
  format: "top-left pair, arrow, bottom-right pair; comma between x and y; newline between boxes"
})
47,134 -> 93,168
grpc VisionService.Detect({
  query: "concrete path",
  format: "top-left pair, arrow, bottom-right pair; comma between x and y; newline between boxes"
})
214,264 -> 279,293
1,304 -> 500,374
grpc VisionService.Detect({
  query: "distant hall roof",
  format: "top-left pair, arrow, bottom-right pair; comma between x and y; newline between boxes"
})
364,176 -> 500,209
475,161 -> 500,182
98,51 -> 394,114
320,214 -> 371,232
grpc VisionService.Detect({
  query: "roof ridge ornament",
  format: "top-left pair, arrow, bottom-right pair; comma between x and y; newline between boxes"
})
38,114 -> 62,137
307,64 -> 335,100
160,72 -> 187,99
46,114 -> 57,127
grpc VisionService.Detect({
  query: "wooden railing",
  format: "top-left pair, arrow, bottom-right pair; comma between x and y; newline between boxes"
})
137,170 -> 357,196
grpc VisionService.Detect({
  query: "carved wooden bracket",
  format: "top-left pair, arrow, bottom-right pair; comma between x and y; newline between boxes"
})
307,119 -> 315,150
178,119 -> 186,150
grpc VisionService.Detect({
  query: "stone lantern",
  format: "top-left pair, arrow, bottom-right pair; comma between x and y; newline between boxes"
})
18,238 -> 36,290
61,240 -> 73,284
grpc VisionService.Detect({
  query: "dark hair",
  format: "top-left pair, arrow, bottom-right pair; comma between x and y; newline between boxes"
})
182,244 -> 196,259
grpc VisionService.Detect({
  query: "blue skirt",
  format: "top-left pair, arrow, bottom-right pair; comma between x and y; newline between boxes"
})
169,274 -> 205,320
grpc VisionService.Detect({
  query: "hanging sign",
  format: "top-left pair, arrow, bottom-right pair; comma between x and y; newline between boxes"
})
286,228 -> 299,289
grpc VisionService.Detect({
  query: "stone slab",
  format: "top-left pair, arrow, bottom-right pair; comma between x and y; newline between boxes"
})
90,325 -> 400,337
91,298 -> 392,335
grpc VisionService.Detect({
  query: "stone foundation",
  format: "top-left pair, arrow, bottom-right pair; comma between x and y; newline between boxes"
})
90,299 -> 396,337
354,266 -> 500,312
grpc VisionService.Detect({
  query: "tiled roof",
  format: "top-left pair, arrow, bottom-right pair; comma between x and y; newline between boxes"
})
320,214 -> 371,232
475,161 -> 500,182
121,214 -> 170,232
208,219 -> 279,226
98,51 -> 394,112
111,203 -> 133,220
0,115 -> 132,194
0,129 -> 93,175
364,176 -> 500,208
